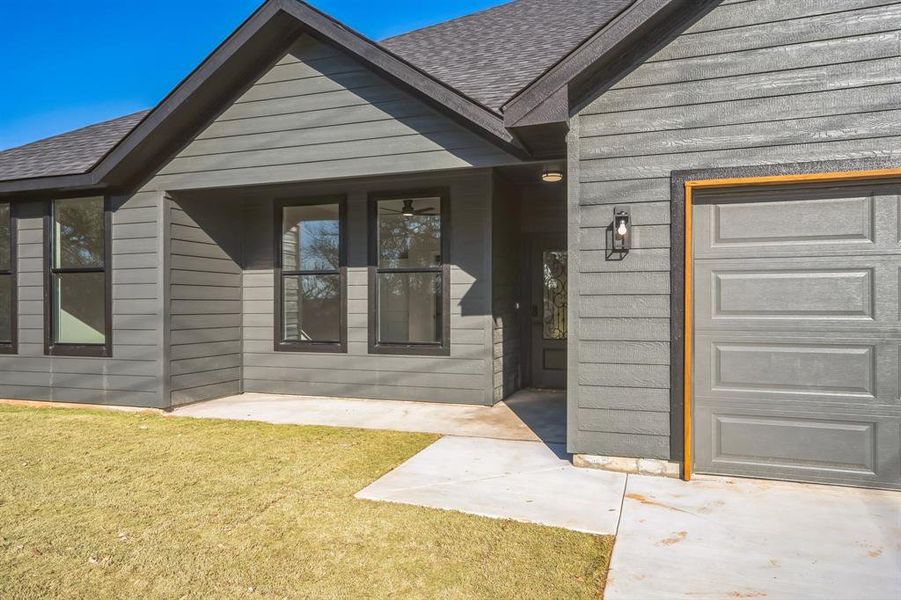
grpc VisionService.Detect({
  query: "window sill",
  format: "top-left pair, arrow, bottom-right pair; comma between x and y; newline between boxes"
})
368,343 -> 450,357
274,341 -> 347,354
46,344 -> 111,358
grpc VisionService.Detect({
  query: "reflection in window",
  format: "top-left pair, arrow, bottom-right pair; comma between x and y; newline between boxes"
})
542,250 -> 567,340
280,202 -> 342,346
375,196 -> 444,346
51,197 -> 107,346
0,203 -> 12,344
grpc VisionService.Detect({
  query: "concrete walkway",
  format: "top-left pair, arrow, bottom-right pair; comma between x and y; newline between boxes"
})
170,389 -> 565,443
356,436 -> 626,534
606,474 -> 901,600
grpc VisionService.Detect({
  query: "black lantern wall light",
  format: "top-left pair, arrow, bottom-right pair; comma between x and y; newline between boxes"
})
612,206 -> 631,252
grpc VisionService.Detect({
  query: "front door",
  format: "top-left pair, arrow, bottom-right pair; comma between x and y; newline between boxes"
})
530,234 -> 567,388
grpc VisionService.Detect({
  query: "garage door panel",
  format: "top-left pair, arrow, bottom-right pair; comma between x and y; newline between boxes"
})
702,409 -> 878,475
696,334 -> 900,407
692,183 -> 901,489
708,195 -> 873,247
708,340 -> 875,398
695,257 -> 901,333
694,403 -> 901,489
711,267 -> 873,320
693,188 -> 900,260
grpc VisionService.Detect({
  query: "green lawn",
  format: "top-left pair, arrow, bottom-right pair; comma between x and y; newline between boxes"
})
0,405 -> 611,599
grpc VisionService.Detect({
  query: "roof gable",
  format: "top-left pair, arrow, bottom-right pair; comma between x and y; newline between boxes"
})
0,0 -> 523,194
154,36 -> 519,190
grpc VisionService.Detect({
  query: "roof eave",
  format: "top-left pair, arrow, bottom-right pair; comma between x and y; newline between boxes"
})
0,172 -> 103,196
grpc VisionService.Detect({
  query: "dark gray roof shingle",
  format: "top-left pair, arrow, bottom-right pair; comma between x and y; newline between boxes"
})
381,0 -> 633,110
0,110 -> 149,182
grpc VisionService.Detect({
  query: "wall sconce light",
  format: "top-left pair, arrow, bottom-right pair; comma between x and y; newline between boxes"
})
612,207 -> 631,252
541,169 -> 564,183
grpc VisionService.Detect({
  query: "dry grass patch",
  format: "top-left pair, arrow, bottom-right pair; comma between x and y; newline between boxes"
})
0,405 -> 611,599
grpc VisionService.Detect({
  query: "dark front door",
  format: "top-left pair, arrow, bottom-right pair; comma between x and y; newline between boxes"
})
530,234 -> 567,388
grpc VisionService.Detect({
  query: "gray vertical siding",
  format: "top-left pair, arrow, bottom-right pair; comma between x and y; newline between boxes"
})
241,171 -> 494,404
570,0 -> 901,458
491,174 -> 522,401
167,197 -> 243,406
0,192 -> 165,407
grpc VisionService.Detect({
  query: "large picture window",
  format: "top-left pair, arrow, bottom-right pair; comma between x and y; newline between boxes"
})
0,201 -> 16,354
45,196 -> 111,356
369,189 -> 450,355
275,197 -> 346,352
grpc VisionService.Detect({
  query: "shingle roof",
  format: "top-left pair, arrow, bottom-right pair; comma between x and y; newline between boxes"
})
0,110 -> 149,182
381,0 -> 633,110
0,0 -> 635,184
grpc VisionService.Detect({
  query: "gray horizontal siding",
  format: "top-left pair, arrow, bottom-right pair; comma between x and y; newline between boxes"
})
167,198 -> 243,406
155,35 -> 516,191
2,192 -> 164,408
570,0 -> 901,459
241,170 -> 493,405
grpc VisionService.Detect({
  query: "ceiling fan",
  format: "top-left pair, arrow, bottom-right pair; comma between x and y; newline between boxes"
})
383,199 -> 439,217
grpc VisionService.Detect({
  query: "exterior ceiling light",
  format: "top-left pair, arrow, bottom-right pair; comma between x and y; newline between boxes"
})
541,170 -> 564,183
401,199 -> 416,217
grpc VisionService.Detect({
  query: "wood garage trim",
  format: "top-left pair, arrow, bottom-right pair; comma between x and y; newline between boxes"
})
670,160 -> 901,481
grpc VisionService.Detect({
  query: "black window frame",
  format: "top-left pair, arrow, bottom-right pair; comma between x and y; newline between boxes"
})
273,195 -> 348,353
44,196 -> 112,357
0,200 -> 17,355
368,188 -> 451,356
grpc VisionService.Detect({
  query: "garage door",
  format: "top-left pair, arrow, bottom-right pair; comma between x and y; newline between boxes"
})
692,181 -> 901,490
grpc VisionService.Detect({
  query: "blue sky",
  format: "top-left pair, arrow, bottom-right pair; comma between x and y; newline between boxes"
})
0,0 -> 505,150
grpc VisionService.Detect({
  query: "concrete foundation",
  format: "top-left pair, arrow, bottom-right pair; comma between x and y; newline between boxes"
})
574,453 -> 681,478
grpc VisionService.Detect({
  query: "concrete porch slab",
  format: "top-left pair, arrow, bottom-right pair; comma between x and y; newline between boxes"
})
170,389 -> 565,443
355,436 -> 626,534
606,474 -> 901,600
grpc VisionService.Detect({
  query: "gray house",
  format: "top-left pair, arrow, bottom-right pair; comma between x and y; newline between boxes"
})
1,0 -> 899,491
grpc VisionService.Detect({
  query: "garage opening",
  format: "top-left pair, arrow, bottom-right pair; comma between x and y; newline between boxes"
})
685,174 -> 901,491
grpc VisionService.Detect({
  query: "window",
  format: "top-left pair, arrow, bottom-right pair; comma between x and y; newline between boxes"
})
45,196 -> 111,356
275,197 -> 346,352
0,201 -> 15,353
369,189 -> 450,355
542,250 -> 567,340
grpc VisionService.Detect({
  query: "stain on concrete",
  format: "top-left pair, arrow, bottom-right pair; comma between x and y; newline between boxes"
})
768,559 -> 780,568
625,493 -> 695,515
659,531 -> 688,546
727,592 -> 766,598
856,541 -> 884,559
698,499 -> 726,514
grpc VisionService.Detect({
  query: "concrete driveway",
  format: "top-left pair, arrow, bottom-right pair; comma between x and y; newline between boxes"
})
606,474 -> 901,600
